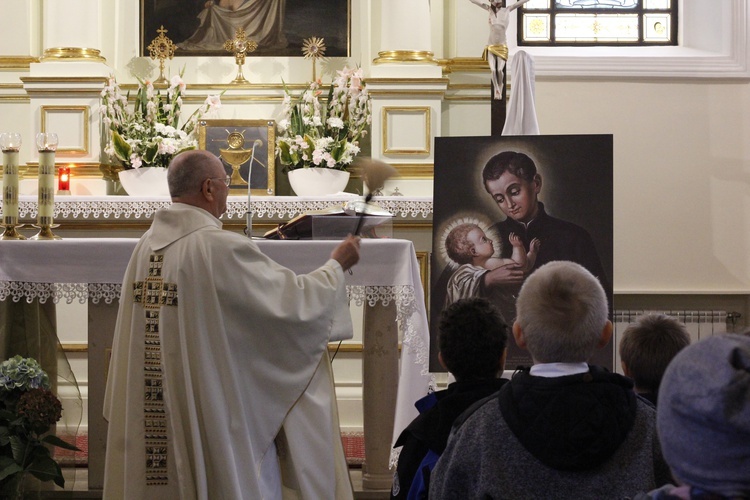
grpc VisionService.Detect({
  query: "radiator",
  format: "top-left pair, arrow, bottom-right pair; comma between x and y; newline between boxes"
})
612,309 -> 733,374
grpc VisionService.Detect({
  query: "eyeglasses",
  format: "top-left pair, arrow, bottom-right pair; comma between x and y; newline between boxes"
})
208,176 -> 231,186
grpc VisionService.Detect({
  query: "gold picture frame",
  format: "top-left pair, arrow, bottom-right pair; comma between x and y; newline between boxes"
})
198,119 -> 276,196
140,0 -> 351,58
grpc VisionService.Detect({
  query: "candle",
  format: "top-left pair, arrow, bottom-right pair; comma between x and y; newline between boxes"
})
58,164 -> 71,193
1,133 -> 22,226
247,139 -> 263,238
36,133 -> 58,227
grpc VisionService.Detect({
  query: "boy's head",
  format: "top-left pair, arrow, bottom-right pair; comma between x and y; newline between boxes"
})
445,223 -> 494,265
514,261 -> 611,364
482,151 -> 542,224
619,314 -> 690,395
438,298 -> 508,381
657,334 -> 750,496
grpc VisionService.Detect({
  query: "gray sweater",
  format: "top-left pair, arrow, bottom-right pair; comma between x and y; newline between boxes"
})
430,370 -> 671,499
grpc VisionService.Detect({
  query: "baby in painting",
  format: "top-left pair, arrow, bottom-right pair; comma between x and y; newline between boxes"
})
444,221 -> 540,307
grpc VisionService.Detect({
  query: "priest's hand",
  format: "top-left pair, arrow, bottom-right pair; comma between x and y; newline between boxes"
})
331,235 -> 361,272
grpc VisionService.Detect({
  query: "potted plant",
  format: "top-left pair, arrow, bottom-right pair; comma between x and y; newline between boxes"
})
276,67 -> 372,196
0,356 -> 80,498
99,70 -> 223,196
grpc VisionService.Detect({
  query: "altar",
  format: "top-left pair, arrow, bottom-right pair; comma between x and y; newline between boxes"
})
0,236 -> 433,492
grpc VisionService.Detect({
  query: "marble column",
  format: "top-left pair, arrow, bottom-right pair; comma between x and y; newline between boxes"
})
23,0 -> 111,194
43,0 -> 104,58
367,0 -> 445,196
372,0 -> 439,74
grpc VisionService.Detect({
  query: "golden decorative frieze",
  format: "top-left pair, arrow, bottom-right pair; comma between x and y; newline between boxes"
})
374,50 -> 436,64
438,57 -> 490,74
0,56 -> 39,69
390,163 -> 434,180
41,47 -> 106,62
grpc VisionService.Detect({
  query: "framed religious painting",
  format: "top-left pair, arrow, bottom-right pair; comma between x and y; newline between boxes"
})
197,119 -> 276,196
140,0 -> 351,58
429,135 -> 614,372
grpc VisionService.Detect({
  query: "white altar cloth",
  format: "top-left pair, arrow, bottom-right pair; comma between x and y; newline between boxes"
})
0,238 -> 433,476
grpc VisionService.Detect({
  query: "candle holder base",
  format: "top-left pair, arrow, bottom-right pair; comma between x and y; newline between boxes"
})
57,190 -> 71,196
29,224 -> 62,240
1,224 -> 27,240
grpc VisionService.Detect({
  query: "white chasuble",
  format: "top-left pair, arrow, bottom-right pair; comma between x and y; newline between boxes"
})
104,203 -> 353,499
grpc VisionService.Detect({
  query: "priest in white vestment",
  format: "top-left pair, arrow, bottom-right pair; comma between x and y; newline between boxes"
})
103,150 -> 359,499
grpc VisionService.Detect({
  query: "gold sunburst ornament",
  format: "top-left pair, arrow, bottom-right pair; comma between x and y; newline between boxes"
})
147,26 -> 177,84
302,37 -> 326,82
223,28 -> 258,84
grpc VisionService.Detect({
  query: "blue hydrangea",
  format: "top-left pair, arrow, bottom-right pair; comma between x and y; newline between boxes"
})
0,355 -> 51,392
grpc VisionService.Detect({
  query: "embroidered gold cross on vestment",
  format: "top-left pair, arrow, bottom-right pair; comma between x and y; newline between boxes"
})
133,254 -> 178,486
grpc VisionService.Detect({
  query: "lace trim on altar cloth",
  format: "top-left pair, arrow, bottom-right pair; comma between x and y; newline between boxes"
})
0,282 -> 121,304
349,285 -> 429,375
0,282 -> 430,368
18,197 -> 433,220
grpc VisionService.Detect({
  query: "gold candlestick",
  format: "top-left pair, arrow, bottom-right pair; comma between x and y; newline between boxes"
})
223,28 -> 258,85
1,132 -> 26,240
302,37 -> 326,82
148,26 -> 177,85
30,133 -> 62,240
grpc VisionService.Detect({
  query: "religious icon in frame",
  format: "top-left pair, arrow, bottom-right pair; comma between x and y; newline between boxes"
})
140,0 -> 351,58
197,119 -> 276,196
429,135 -> 614,372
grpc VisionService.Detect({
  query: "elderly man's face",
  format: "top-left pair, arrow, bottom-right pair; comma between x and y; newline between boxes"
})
207,157 -> 229,217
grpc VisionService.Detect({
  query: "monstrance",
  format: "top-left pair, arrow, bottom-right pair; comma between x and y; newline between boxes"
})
223,28 -> 258,85
302,37 -> 326,82
147,26 -> 176,85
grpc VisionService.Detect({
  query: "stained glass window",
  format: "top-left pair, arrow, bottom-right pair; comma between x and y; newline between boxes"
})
518,0 -> 676,46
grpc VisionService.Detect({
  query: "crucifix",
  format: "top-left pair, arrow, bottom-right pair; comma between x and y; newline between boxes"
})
469,0 -> 533,135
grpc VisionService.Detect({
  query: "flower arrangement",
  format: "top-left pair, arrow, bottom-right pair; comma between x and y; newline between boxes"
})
100,70 -> 222,169
276,67 -> 371,172
0,356 -> 79,497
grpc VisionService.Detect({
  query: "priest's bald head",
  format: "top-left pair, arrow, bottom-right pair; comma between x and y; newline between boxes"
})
168,150 -> 229,219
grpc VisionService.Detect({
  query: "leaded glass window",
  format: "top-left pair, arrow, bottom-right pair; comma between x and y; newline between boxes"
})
518,0 -> 676,46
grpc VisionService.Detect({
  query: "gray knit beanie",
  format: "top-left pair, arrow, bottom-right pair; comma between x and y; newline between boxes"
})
657,333 -> 750,497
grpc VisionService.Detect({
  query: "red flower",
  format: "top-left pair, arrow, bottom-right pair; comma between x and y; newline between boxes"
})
16,388 -> 62,428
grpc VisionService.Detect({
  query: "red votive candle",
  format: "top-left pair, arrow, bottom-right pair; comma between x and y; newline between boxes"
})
58,165 -> 71,192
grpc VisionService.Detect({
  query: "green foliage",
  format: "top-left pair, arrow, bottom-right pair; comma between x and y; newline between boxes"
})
0,358 -> 80,497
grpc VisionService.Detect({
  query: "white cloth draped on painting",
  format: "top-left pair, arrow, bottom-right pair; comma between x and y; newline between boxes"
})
503,50 -> 540,136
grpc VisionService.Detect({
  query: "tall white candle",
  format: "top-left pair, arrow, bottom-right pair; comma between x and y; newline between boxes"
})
2,150 -> 20,225
35,133 -> 58,227
37,151 -> 56,226
247,139 -> 262,238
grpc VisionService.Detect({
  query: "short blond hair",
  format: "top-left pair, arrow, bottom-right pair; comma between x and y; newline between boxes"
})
515,261 -> 609,363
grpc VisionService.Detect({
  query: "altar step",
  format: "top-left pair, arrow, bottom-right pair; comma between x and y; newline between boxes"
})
35,467 -> 391,499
